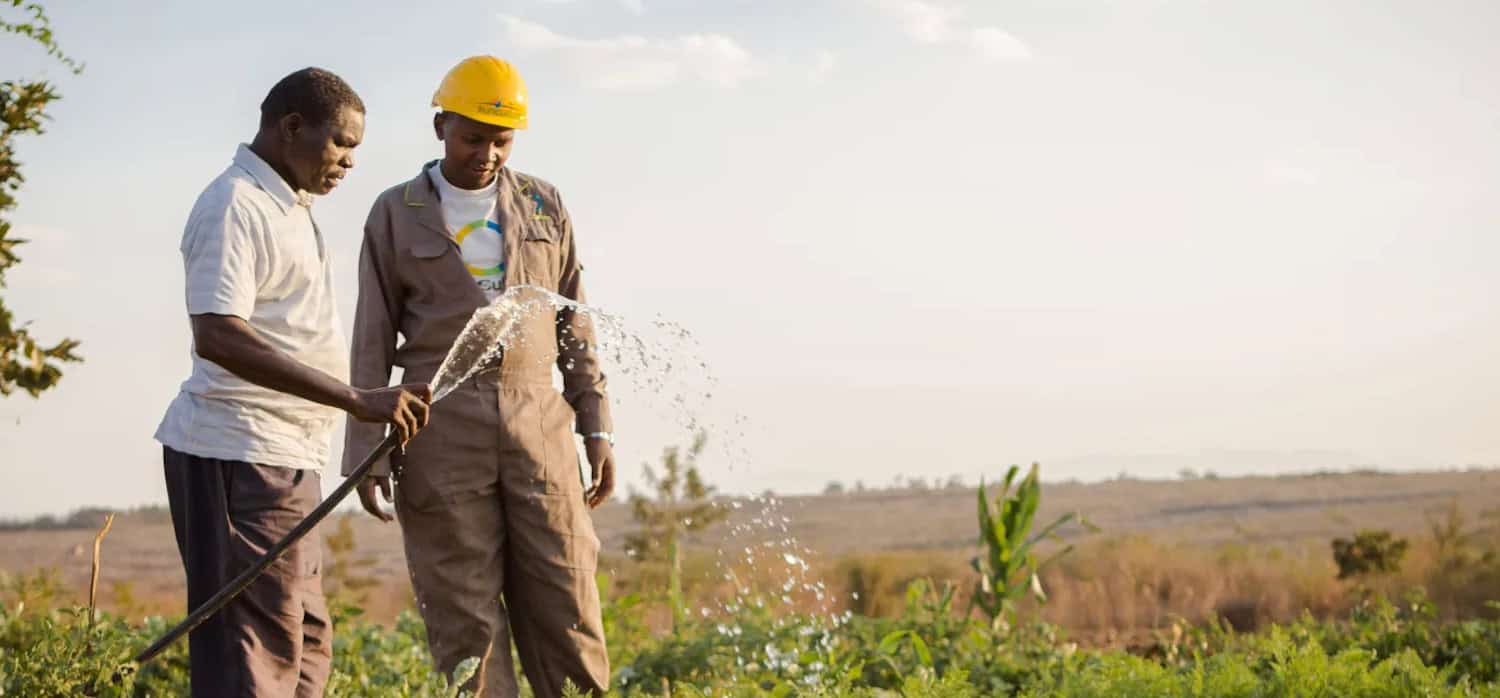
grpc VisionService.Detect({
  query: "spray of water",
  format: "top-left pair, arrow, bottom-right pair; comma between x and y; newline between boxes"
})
427,285 -> 743,459
430,285 -> 841,685
427,288 -> 530,401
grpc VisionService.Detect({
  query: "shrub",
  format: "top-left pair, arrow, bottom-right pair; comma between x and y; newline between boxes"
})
1333,530 -> 1410,580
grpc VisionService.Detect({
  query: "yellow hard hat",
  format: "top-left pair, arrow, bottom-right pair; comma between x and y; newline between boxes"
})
431,56 -> 529,129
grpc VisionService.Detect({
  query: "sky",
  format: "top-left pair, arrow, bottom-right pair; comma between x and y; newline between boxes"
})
1,0 -> 1498,517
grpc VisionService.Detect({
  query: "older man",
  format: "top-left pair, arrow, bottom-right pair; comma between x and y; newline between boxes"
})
155,67 -> 430,697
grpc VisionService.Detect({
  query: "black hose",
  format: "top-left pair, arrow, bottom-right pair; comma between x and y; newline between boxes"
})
126,430 -> 402,671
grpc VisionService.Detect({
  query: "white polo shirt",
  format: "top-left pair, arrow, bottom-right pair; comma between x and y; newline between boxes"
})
155,144 -> 348,470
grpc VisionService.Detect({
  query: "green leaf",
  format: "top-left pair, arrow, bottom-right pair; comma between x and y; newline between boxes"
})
878,629 -> 910,654
1011,513 -> 1079,566
1001,464 -> 1020,492
976,478 -> 998,549
909,632 -> 934,668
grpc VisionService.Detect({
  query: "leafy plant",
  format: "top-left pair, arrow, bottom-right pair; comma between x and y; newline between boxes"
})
323,611 -> 477,697
3,580 -> 1500,696
5,460 -> 1499,696
970,464 -> 1093,626
1333,529 -> 1410,580
1,0 -> 83,398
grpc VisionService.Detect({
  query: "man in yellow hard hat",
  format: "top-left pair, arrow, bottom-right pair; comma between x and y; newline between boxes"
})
344,56 -> 613,696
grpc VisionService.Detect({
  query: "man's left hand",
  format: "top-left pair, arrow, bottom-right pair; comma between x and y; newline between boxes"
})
584,438 -> 615,509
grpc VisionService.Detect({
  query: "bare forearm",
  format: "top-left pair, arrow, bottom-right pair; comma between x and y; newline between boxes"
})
192,314 -> 358,414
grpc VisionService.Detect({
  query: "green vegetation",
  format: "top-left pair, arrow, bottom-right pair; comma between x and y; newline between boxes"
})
1,0 -> 82,398
3,576 -> 1498,696
2,468 -> 1496,696
1334,530 -> 1412,580
970,464 -> 1093,626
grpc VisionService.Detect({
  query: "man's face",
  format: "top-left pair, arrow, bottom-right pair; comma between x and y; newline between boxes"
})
285,106 -> 364,195
435,112 -> 515,189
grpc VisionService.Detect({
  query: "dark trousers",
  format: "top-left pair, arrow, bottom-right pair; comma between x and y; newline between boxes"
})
163,447 -> 332,697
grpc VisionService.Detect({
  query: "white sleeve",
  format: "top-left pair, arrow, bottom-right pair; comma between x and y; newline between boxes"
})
182,202 -> 261,319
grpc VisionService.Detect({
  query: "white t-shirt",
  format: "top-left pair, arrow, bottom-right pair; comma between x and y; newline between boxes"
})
155,144 -> 348,470
428,164 -> 504,301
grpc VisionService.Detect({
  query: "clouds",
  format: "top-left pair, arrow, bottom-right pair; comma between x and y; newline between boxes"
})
535,0 -> 644,16
499,0 -> 1028,92
879,0 -> 959,44
498,14 -> 760,90
970,26 -> 1034,63
869,0 -> 1034,62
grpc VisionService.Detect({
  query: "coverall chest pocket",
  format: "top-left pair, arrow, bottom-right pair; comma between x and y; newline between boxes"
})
519,226 -> 560,290
405,239 -> 470,303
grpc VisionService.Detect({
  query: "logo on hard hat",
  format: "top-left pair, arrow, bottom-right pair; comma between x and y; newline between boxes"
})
476,99 -> 511,117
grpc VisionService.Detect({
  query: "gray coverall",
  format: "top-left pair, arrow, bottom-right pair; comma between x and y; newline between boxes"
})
343,164 -> 611,696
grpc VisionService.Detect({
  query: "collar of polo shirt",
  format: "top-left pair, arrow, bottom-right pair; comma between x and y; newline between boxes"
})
234,144 -> 313,211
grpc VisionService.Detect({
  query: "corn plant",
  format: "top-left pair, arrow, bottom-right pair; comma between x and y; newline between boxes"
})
970,464 -> 1091,627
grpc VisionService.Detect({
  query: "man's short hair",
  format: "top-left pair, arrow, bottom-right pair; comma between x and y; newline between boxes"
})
259,68 -> 365,130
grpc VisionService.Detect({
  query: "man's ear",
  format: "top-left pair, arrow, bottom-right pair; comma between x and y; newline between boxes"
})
433,112 -> 447,141
279,112 -> 304,143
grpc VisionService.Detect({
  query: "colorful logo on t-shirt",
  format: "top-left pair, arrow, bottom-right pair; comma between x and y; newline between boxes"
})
456,219 -> 504,276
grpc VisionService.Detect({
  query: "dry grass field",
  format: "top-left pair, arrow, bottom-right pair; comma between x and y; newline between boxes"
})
3,468 -> 1496,647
